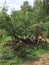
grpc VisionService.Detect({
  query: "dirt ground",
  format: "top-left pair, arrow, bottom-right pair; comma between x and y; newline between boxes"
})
22,53 -> 49,65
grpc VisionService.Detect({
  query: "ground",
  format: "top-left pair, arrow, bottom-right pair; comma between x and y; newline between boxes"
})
22,53 -> 49,65
0,37 -> 49,65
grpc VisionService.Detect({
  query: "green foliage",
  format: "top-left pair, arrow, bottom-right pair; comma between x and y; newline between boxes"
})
0,29 -> 6,38
0,41 -> 49,65
0,0 -> 49,65
0,36 -> 12,43
0,0 -> 49,38
10,2 -> 34,38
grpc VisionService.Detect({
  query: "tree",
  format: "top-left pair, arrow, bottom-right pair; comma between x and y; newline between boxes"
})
11,1 -> 34,39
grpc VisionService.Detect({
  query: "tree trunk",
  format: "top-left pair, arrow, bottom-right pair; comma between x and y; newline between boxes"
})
34,26 -> 42,46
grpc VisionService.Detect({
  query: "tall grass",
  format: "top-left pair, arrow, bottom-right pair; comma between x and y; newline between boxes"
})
0,36 -> 49,65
